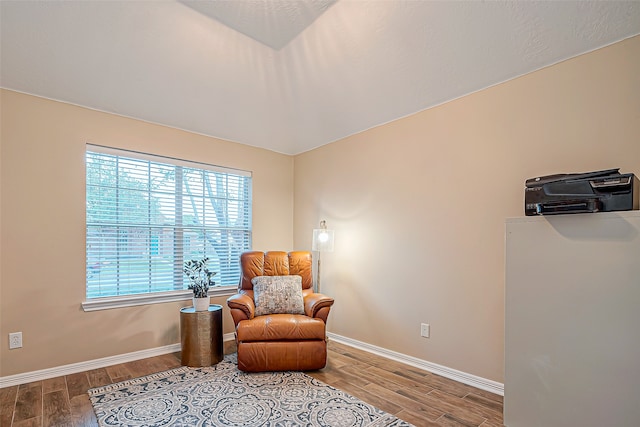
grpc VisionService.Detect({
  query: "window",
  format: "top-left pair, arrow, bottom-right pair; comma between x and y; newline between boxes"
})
85,145 -> 252,301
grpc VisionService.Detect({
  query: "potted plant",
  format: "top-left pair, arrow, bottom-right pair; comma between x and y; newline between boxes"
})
183,257 -> 217,311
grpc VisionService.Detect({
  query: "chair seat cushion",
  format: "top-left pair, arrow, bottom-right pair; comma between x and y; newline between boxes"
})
237,341 -> 327,372
236,314 -> 326,342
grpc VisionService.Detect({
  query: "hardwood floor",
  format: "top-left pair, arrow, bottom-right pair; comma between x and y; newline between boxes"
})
0,341 -> 503,426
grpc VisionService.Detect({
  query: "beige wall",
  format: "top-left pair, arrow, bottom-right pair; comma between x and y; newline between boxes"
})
294,35 -> 640,382
0,90 -> 294,377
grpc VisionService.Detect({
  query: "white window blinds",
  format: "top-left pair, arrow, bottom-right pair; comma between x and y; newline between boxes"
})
86,145 -> 252,298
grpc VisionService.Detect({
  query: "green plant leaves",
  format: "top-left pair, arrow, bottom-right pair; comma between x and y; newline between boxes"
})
183,257 -> 217,297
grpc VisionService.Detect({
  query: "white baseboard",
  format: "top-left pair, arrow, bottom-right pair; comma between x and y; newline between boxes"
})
0,333 -> 236,389
328,333 -> 504,396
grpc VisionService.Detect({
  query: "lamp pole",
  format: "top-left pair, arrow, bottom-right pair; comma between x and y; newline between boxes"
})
312,219 -> 333,294
316,250 -> 322,293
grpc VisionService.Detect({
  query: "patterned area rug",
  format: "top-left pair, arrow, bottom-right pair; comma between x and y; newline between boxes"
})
88,354 -> 414,426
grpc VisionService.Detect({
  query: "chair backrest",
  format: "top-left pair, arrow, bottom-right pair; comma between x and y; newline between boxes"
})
239,251 -> 313,291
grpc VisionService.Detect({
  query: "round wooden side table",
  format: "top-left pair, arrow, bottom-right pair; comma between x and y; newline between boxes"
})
180,304 -> 223,367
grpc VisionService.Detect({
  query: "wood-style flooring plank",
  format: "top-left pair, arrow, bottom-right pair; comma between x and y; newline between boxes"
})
310,363 -> 371,388
324,349 -> 369,366
0,385 -> 18,426
394,385 -> 489,426
43,389 -> 72,427
306,368 -> 352,387
464,392 -> 503,410
395,408 -> 444,427
436,412 -> 482,426
422,373 -> 483,399
69,395 -> 97,427
103,363 -> 132,384
123,357 -> 166,379
341,363 -> 436,403
154,353 -> 182,371
320,353 -> 348,368
329,379 -> 404,417
363,382 -> 451,422
65,373 -> 91,402
85,369 -> 111,389
359,364 -> 436,394
429,389 -> 502,425
12,416 -> 42,427
42,377 -> 66,394
13,383 -> 42,423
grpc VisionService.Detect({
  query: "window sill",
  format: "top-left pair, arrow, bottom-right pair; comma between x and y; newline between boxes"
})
81,287 -> 236,312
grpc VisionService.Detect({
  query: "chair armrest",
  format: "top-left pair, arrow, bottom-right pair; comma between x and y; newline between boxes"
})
304,293 -> 334,322
227,293 -> 255,324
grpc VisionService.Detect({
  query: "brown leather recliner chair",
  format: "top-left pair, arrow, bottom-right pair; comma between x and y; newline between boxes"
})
227,251 -> 334,372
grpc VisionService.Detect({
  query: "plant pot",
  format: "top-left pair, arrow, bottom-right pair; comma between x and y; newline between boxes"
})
193,296 -> 210,312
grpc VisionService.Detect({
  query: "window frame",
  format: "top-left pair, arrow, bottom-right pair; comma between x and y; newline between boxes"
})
81,287 -> 235,312
83,144 -> 251,311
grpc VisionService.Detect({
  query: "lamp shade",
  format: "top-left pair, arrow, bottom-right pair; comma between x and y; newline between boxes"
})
312,221 -> 334,252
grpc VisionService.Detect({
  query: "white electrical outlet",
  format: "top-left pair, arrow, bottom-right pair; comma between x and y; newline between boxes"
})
420,323 -> 430,338
9,332 -> 22,349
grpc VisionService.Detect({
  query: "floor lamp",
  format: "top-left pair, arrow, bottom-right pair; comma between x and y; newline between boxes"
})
312,220 -> 334,294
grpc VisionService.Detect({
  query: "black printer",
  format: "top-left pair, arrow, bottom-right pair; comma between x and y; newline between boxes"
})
524,168 -> 639,216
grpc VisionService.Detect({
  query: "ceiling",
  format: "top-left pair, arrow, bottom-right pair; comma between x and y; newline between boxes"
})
1,1 -> 639,155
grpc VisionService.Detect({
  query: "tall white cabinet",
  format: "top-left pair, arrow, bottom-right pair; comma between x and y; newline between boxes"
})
505,211 -> 640,427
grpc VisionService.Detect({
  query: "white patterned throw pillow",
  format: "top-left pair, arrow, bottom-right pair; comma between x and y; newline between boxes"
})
252,275 -> 305,316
